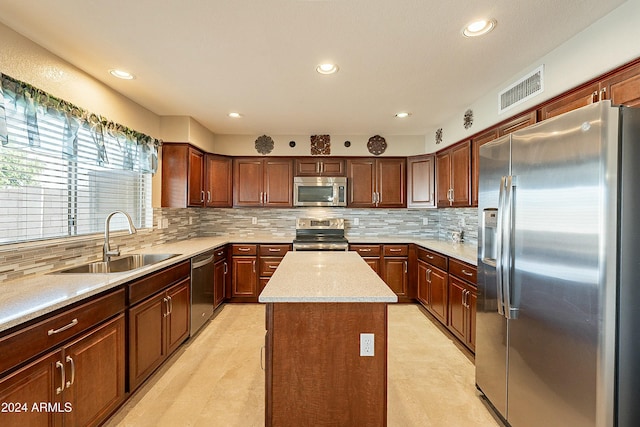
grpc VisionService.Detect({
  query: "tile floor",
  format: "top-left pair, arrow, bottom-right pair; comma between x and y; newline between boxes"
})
105,304 -> 502,427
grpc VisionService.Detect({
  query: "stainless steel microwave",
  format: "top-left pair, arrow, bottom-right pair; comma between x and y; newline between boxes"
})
293,177 -> 347,207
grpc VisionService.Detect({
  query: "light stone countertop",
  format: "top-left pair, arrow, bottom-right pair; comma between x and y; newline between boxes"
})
258,251 -> 398,303
0,235 -> 474,334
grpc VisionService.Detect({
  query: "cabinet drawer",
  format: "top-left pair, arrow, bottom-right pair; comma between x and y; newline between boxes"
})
259,244 -> 291,257
449,259 -> 477,284
0,288 -> 125,376
128,260 -> 190,306
383,245 -> 408,257
350,244 -> 381,257
213,246 -> 228,262
260,259 -> 282,277
232,244 -> 258,256
417,247 -> 448,270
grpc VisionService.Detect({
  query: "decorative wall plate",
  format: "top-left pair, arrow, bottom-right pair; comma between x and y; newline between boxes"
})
464,109 -> 473,129
344,140 -> 351,147
310,134 -> 330,155
367,135 -> 387,155
435,128 -> 443,145
255,135 -> 274,155
289,140 -> 296,147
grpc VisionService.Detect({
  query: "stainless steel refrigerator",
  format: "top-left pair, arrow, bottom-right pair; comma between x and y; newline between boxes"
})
477,100 -> 640,427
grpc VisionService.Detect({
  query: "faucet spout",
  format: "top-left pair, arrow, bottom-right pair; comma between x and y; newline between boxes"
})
104,210 -> 137,262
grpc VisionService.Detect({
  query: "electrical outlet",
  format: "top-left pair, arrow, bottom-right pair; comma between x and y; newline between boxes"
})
157,217 -> 163,230
422,218 -> 429,226
251,217 -> 257,225
360,333 -> 374,357
162,218 -> 168,229
353,218 -> 360,226
459,218 -> 466,227
189,217 -> 193,225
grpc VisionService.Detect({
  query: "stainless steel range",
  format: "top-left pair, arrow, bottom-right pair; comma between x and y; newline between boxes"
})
292,218 -> 348,251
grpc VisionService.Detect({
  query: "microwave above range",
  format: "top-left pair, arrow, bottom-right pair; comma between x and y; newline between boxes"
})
293,176 -> 347,207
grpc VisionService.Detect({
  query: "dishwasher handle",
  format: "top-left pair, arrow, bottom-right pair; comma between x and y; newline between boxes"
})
192,254 -> 214,269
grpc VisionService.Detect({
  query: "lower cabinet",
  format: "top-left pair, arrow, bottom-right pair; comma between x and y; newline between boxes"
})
0,314 -> 126,427
382,245 -> 408,298
213,246 -> 229,309
128,276 -> 190,391
258,244 -> 291,294
415,247 -> 448,324
447,259 -> 478,352
231,244 -> 258,300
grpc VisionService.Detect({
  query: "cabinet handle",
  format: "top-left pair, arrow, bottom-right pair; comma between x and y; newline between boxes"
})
404,261 -> 408,273
377,192 -> 381,204
320,161 -> 324,173
389,248 -> 402,252
265,192 -> 268,203
238,247 -> 251,252
56,361 -> 65,395
425,254 -> 434,260
464,290 -> 468,308
207,191 -> 211,203
359,248 -> 372,252
224,261 -> 228,274
163,297 -> 169,317
268,248 -> 281,252
260,345 -> 265,371
316,162 -> 321,174
268,265 -> 278,269
427,268 -> 432,283
372,192 -> 376,204
217,250 -> 224,256
48,318 -> 78,336
201,191 -> 205,203
65,355 -> 76,388
461,269 -> 474,277
168,295 -> 173,315
592,91 -> 599,103
600,88 -> 607,101
253,260 -> 256,273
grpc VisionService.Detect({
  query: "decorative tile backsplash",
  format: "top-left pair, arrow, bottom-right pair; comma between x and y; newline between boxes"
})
0,207 -> 478,281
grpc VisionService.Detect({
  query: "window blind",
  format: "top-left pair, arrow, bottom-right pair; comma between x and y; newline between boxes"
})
0,91 -> 153,244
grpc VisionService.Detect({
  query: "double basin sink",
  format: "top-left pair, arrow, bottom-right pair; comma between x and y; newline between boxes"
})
57,253 -> 180,274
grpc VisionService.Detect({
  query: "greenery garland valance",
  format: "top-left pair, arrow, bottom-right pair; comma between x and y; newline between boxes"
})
0,72 -> 161,172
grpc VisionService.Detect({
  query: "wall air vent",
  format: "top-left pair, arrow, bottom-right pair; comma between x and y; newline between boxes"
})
498,65 -> 544,114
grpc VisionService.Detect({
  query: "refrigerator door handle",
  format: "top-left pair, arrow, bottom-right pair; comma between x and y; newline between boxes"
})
503,175 -> 519,320
495,176 -> 507,317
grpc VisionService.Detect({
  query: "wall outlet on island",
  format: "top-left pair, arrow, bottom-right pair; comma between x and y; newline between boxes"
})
251,217 -> 257,225
360,333 -> 374,357
353,218 -> 360,226
422,218 -> 429,226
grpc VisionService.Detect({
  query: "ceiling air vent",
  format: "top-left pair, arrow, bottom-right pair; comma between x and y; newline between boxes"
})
498,65 -> 544,114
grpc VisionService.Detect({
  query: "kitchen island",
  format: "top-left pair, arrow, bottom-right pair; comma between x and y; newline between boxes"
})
259,251 -> 397,426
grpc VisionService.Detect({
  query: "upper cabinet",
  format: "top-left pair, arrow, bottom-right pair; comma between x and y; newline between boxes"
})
162,143 -> 232,208
436,141 -> 471,208
407,154 -> 435,208
539,83 -> 601,121
295,158 -> 345,176
347,158 -> 406,208
233,158 -> 293,207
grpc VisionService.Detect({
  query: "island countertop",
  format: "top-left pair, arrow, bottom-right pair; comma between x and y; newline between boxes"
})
258,251 -> 398,303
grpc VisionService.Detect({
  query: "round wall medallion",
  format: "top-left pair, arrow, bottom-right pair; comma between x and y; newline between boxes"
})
463,109 -> 473,129
255,135 -> 274,155
344,140 -> 351,148
289,140 -> 296,148
367,135 -> 387,155
435,128 -> 443,144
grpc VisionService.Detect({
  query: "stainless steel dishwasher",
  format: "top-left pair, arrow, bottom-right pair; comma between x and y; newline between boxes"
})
190,251 -> 215,336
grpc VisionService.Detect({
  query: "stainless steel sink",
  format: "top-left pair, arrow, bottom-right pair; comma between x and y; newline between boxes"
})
57,253 -> 180,274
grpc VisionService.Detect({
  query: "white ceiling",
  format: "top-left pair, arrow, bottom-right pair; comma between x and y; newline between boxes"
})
0,0 -> 626,136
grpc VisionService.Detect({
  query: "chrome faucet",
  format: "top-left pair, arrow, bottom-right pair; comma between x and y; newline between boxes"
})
103,210 -> 137,262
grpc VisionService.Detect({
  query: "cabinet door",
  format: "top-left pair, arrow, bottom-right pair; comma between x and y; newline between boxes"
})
603,62 -> 640,107
166,280 -> 190,355
364,258 -> 381,276
347,159 -> 376,207
471,129 -> 498,207
233,158 -> 263,206
447,277 -> 467,342
539,83 -> 599,120
376,158 -> 406,208
429,266 -> 448,324
450,141 -> 471,207
205,154 -> 232,207
232,257 -> 257,297
295,159 -> 321,176
320,159 -> 345,176
187,147 -> 205,207
383,258 -> 408,296
0,351 -> 61,427
128,293 -> 166,391
407,155 -> 435,208
214,260 -> 226,309
467,290 -> 477,351
435,151 -> 451,207
63,315 -> 125,427
416,260 -> 429,307
264,160 -> 293,207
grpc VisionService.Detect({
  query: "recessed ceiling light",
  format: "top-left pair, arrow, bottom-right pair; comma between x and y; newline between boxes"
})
228,112 -> 242,118
316,63 -> 339,75
462,19 -> 496,37
395,112 -> 412,118
109,69 -> 135,80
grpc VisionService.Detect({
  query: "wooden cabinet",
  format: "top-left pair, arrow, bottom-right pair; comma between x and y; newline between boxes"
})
233,158 -> 293,207
447,259 -> 477,352
295,158 -> 345,176
231,244 -> 258,300
347,158 -> 406,208
213,246 -> 229,309
204,154 -> 233,207
539,83 -> 600,121
0,290 -> 126,427
127,261 -> 191,391
407,154 -> 435,208
382,245 -> 408,298
161,143 -> 205,208
416,247 -> 448,324
471,111 -> 536,206
601,61 -> 640,107
258,244 -> 290,294
350,244 -> 382,276
436,141 -> 471,207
